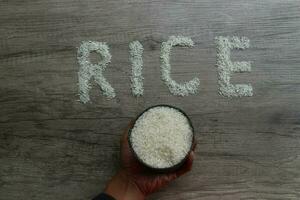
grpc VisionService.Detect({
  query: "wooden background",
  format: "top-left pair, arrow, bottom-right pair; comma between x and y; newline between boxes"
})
0,0 -> 300,199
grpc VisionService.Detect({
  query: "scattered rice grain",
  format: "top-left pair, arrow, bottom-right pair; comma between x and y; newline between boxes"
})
129,41 -> 144,96
77,41 -> 115,103
215,36 -> 253,97
160,36 -> 200,96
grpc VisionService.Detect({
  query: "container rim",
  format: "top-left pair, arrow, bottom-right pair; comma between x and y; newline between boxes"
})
127,104 -> 195,172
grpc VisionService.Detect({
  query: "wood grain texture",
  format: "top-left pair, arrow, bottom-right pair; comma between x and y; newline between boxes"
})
0,0 -> 300,199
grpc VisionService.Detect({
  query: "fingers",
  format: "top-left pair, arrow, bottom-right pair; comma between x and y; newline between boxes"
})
120,120 -> 135,145
192,138 -> 197,151
175,151 -> 195,177
173,138 -> 197,177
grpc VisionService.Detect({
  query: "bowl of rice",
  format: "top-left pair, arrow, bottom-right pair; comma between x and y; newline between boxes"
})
128,104 -> 194,172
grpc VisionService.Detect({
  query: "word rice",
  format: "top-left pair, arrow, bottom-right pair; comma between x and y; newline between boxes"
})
77,36 -> 253,103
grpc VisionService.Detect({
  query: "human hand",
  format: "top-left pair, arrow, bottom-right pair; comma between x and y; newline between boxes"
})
104,121 -> 196,200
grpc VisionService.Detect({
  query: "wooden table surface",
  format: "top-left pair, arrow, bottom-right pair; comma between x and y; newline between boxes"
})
1,0 -> 300,199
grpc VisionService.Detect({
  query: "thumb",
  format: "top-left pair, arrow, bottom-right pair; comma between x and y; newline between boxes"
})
175,151 -> 195,177
163,151 -> 195,182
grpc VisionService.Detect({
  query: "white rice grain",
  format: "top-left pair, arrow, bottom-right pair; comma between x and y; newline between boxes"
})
130,106 -> 193,169
129,41 -> 144,96
215,36 -> 253,97
77,41 -> 115,103
160,36 -> 200,96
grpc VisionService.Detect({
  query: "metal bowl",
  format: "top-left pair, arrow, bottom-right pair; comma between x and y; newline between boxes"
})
128,104 -> 195,173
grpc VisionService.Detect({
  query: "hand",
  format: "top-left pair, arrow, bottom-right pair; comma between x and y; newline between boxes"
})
104,121 -> 196,200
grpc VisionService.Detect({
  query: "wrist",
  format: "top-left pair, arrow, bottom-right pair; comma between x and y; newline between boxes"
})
104,170 -> 145,200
